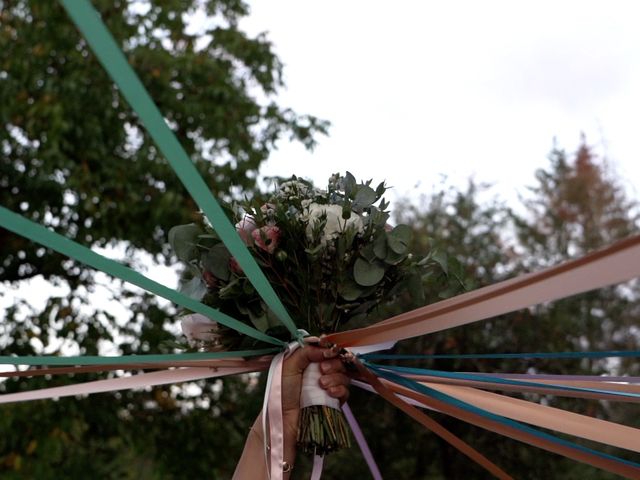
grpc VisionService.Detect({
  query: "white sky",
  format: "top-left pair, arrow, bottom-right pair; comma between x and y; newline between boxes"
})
240,0 -> 640,205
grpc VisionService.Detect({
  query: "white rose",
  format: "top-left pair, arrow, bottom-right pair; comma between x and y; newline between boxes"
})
305,203 -> 364,244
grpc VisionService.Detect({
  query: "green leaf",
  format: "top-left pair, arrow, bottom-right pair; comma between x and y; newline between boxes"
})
407,272 -> 426,306
373,232 -> 387,259
432,249 -> 448,275
352,185 -> 377,211
360,244 -> 377,263
387,224 -> 412,254
338,279 -> 364,301
384,248 -> 408,265
343,171 -> 357,197
201,244 -> 231,281
353,258 -> 385,286
168,224 -> 203,262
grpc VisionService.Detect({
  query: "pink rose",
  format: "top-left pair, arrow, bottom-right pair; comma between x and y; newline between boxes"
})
251,225 -> 281,254
235,215 -> 257,245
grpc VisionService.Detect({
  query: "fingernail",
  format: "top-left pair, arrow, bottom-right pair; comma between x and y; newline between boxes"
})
319,377 -> 328,387
320,361 -> 330,373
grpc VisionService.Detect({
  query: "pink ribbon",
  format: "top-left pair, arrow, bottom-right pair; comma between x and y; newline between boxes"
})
264,350 -> 287,480
0,366 -> 256,404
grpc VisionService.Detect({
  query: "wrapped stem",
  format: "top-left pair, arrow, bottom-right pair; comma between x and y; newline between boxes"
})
296,362 -> 351,455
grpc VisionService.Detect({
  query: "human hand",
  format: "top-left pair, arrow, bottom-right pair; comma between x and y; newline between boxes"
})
281,344 -> 350,426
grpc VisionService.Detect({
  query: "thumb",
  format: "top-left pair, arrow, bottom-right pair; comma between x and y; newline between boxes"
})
284,345 -> 336,375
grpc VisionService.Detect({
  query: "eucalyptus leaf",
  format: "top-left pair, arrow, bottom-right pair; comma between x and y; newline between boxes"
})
360,244 -> 377,263
343,171 -> 357,197
179,276 -> 208,301
353,258 -> 385,286
201,243 -> 231,281
168,223 -> 203,262
373,233 -> 387,259
338,280 -> 364,301
387,224 -> 412,254
432,249 -> 448,275
352,185 -> 377,212
407,272 -> 426,306
384,248 -> 408,265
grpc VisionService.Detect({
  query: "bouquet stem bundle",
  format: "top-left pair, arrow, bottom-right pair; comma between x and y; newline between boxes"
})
297,405 -> 351,455
170,173 -> 457,456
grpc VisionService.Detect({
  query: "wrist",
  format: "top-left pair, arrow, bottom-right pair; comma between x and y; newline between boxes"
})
283,408 -> 300,434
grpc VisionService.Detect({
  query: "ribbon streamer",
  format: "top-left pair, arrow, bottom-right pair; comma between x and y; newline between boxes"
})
0,206 -> 282,346
371,365 -> 640,479
342,402 -> 383,480
328,235 -> 640,347
371,364 -> 640,402
363,349 -> 640,361
57,0 -> 299,339
0,3 -> 637,476
0,366 -> 256,404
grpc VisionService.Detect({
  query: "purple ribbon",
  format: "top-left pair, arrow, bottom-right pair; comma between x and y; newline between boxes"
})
343,402 -> 383,480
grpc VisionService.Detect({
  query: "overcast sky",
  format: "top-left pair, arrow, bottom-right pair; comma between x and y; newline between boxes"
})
239,0 -> 640,205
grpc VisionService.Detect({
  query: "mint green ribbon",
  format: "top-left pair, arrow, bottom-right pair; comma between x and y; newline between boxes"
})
58,0 -> 299,340
0,349 -> 279,366
0,206 -> 283,346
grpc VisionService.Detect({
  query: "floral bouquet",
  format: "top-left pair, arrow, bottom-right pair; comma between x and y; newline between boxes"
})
169,173 -> 452,455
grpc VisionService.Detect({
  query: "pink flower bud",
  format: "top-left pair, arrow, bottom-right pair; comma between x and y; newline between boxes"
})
251,225 -> 281,254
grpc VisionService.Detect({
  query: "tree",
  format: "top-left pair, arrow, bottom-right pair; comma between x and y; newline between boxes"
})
326,143 -> 640,480
0,1 -> 326,477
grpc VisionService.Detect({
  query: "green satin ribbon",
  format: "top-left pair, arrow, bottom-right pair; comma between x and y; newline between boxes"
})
0,206 -> 283,346
0,349 -> 278,366
58,0 -> 299,340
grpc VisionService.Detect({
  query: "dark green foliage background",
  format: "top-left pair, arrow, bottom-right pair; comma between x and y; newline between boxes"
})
1,1 -> 639,478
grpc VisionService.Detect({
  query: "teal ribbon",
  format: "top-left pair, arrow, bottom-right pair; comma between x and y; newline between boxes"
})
367,363 -> 640,471
0,206 -> 283,346
0,348 -> 278,366
367,362 -> 640,401
58,0 -> 299,340
362,350 -> 640,361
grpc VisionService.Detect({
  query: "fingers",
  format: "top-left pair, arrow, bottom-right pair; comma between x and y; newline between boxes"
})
284,345 -> 340,375
319,372 -> 350,389
327,385 -> 349,403
319,371 -> 350,404
320,358 -> 346,375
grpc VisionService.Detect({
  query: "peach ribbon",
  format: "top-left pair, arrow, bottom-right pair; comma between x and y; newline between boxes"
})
328,235 -> 640,347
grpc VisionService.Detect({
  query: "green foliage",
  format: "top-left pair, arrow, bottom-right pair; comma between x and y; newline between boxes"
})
169,174 -> 455,341
324,141 -> 639,480
0,1 -> 326,477
1,1 -> 638,475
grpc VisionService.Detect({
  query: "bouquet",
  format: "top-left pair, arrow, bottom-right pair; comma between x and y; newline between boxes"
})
169,172 -> 453,455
